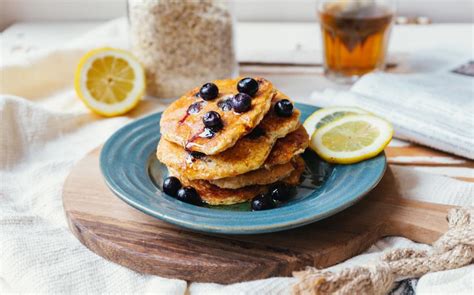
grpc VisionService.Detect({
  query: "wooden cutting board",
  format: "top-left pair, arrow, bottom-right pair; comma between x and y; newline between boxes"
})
63,148 -> 454,284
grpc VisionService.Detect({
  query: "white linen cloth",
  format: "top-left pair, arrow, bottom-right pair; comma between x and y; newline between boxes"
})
1,18 -> 473,294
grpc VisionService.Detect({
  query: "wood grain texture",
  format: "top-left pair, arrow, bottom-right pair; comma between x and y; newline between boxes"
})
386,145 -> 473,168
63,148 -> 456,284
385,144 -> 474,182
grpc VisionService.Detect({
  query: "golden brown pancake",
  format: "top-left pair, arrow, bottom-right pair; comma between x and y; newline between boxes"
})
264,125 -> 309,168
208,127 -> 309,189
160,77 -> 275,155
170,168 -> 267,205
169,156 -> 305,205
282,156 -> 305,185
157,93 -> 301,180
209,161 -> 295,189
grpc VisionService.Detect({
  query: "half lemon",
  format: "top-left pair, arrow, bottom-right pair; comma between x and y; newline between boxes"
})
74,47 -> 145,117
310,114 -> 393,164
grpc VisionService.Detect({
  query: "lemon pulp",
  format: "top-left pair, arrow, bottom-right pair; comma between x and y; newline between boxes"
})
86,57 -> 135,103
321,121 -> 380,152
74,48 -> 145,117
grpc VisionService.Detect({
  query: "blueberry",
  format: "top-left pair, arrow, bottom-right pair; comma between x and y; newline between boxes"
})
202,111 -> 223,131
163,176 -> 182,197
270,183 -> 291,202
187,101 -> 204,114
251,194 -> 275,211
275,99 -> 293,117
176,187 -> 202,205
199,83 -> 219,100
217,98 -> 233,111
232,93 -> 252,113
237,78 -> 259,96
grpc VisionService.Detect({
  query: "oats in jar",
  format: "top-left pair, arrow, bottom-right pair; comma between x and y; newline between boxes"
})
128,0 -> 238,98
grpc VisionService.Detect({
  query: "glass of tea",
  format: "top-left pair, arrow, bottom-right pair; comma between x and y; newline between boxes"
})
318,0 -> 395,83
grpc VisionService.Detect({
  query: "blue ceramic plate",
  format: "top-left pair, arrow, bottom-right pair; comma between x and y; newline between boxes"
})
100,103 -> 386,234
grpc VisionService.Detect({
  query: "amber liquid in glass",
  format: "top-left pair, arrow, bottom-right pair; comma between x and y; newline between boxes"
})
320,4 -> 393,80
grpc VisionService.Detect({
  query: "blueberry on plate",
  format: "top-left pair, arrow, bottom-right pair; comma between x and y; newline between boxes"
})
163,176 -> 182,197
270,183 -> 291,202
202,111 -> 223,131
176,187 -> 202,205
251,194 -> 275,211
232,93 -> 252,113
199,83 -> 219,100
275,99 -> 293,117
237,77 -> 259,96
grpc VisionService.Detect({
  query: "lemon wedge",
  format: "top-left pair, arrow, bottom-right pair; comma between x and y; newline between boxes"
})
310,114 -> 393,164
74,47 -> 145,117
303,106 -> 369,137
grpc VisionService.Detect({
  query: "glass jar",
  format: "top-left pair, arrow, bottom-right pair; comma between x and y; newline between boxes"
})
128,0 -> 238,98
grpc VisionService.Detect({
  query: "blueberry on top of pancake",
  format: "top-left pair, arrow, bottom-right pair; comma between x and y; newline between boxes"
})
160,77 -> 275,155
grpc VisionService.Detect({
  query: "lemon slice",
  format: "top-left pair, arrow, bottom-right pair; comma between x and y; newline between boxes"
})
74,47 -> 145,117
310,114 -> 393,164
303,106 -> 369,137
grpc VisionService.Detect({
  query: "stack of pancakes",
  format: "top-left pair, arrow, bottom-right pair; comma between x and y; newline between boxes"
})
157,77 -> 309,205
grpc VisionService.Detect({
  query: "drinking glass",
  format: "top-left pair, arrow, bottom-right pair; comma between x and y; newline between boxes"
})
318,0 -> 396,83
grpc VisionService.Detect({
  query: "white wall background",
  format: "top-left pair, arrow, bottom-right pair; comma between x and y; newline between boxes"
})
1,0 -> 473,30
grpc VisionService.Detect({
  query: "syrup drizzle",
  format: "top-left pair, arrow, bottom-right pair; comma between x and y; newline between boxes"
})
179,101 -> 205,124
198,128 -> 215,138
186,126 -> 216,147
188,101 -> 204,114
178,113 -> 190,124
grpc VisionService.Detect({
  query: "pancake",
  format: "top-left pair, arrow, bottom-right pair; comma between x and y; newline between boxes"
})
160,77 -> 275,155
157,92 -> 301,180
169,156 -> 305,205
208,127 -> 309,188
282,156 -> 305,185
170,168 -> 267,205
209,161 -> 295,189
263,125 -> 309,168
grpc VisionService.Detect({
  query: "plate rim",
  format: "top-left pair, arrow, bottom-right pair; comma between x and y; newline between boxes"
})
100,103 -> 387,234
